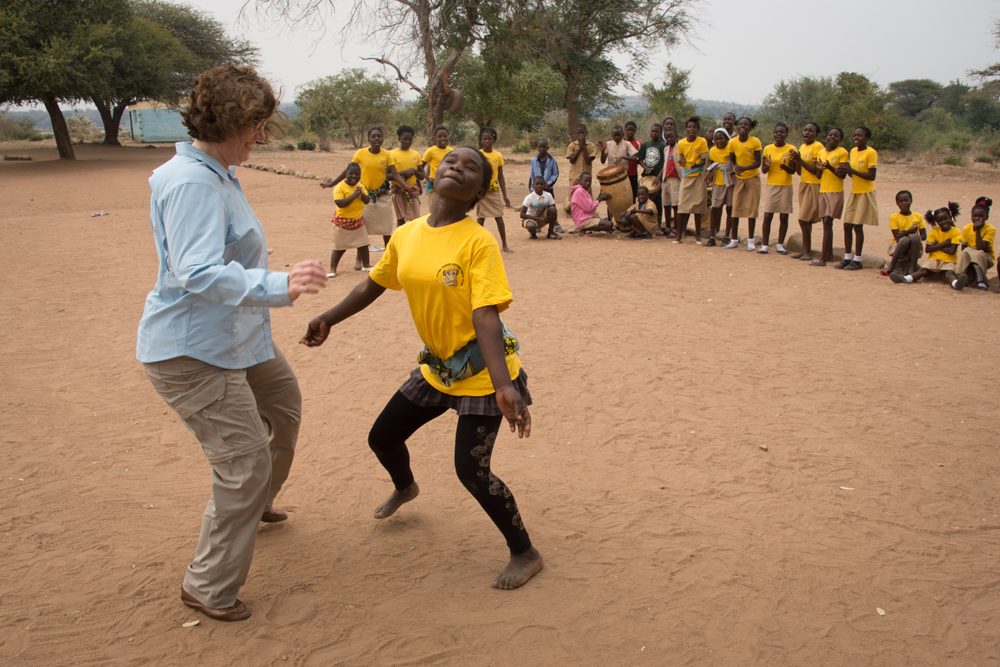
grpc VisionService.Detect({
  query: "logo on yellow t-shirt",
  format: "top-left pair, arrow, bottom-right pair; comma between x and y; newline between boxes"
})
437,263 -> 464,287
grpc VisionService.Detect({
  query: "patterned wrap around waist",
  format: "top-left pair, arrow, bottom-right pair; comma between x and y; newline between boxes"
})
332,214 -> 365,230
417,323 -> 519,387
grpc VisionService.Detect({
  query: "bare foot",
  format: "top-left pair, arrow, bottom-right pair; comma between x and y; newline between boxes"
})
374,482 -> 419,519
493,547 -> 543,590
502,246 -> 514,254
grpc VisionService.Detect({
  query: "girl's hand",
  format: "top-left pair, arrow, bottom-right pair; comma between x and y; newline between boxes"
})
496,385 -> 531,438
504,197 -> 511,208
288,260 -> 327,301
300,316 -> 331,347
762,156 -> 771,168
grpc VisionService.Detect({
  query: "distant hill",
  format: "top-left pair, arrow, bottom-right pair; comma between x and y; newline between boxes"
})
619,95 -> 759,118
4,102 -> 301,132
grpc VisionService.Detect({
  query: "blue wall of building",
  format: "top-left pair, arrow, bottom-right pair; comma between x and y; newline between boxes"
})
128,108 -> 189,143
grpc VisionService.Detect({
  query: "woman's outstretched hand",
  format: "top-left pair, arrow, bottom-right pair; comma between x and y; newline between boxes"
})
496,385 -> 531,438
288,260 -> 327,301
300,317 -> 331,347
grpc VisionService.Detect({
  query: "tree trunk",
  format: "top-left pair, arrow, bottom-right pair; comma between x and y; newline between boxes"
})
42,93 -> 75,160
564,72 -> 580,141
92,98 -> 121,146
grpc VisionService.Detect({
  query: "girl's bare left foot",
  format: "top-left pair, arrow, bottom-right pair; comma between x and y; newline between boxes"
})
374,482 -> 419,519
493,546 -> 543,590
502,246 -> 513,254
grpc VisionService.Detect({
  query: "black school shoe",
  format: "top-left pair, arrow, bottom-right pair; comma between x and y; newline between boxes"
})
845,261 -> 862,270
835,259 -> 851,269
706,238 -> 717,247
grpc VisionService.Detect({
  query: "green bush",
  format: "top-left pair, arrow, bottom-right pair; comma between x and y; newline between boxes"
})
942,155 -> 963,166
279,143 -> 295,151
975,155 -> 993,164
296,139 -> 316,151
0,113 -> 42,140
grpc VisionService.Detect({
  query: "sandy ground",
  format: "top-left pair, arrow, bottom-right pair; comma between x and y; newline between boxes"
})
3,140 -> 1000,665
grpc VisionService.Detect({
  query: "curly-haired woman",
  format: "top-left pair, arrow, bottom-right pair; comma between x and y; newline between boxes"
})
136,64 -> 327,622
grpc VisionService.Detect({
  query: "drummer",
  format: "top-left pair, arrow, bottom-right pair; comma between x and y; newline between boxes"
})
618,185 -> 658,239
600,125 -> 637,171
626,123 -> 667,228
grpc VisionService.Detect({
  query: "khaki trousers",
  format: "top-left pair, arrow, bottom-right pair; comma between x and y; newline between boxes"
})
957,247 -> 994,276
143,346 -> 301,608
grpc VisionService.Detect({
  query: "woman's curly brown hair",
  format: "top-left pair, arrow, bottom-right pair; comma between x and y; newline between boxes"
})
181,64 -> 285,143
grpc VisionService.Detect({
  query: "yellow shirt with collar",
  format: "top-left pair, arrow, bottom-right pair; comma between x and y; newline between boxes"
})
798,141 -> 824,186
763,143 -> 795,186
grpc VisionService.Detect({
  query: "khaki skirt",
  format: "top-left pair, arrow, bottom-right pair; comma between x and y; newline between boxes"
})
364,197 -> 395,235
477,189 -> 504,218
331,216 -> 369,250
798,182 -> 821,222
711,184 -> 733,208
661,177 -> 681,207
677,174 -> 708,215
764,184 -> 793,214
819,191 -> 844,220
844,191 -> 879,226
732,176 -> 760,219
392,191 -> 421,223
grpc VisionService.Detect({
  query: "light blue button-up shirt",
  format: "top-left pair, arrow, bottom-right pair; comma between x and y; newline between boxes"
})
136,142 -> 291,369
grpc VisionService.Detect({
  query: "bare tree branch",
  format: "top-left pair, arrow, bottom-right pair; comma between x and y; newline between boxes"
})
361,57 -> 426,96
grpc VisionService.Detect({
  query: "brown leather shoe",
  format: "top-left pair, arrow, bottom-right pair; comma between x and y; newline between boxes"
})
260,508 -> 288,523
181,588 -> 251,622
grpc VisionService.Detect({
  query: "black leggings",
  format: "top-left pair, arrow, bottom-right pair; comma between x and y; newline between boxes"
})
368,391 -> 532,554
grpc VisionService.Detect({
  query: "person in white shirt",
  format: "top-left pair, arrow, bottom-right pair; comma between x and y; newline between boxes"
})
520,176 -> 559,239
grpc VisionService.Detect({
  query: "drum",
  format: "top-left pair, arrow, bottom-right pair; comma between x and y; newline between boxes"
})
597,163 -> 633,221
639,176 -> 660,194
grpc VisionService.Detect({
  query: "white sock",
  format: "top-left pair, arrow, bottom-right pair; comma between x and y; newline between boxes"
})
777,243 -> 786,250
952,279 -> 959,288
904,275 -> 914,283
854,254 -> 863,262
843,253 -> 852,261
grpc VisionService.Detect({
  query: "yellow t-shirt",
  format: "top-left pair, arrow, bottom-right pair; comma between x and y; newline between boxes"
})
369,215 -> 521,396
422,145 -> 454,182
849,146 -> 878,194
798,141 -> 824,185
388,147 -> 422,189
926,225 -> 961,263
479,148 -> 504,191
889,212 -> 926,236
763,143 -> 795,186
818,146 -> 849,193
728,136 -> 762,179
352,147 -> 395,192
333,181 -> 367,219
676,136 -> 709,178
961,222 -> 997,260
708,146 -> 730,186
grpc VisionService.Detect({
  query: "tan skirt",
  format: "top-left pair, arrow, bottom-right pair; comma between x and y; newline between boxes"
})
392,191 -> 421,222
677,174 -> 707,215
477,189 -> 504,218
732,176 -> 760,219
764,184 -> 793,214
711,184 -> 733,208
331,219 -> 369,250
819,191 -> 844,220
798,182 -> 820,222
364,197 -> 395,235
844,191 -> 879,226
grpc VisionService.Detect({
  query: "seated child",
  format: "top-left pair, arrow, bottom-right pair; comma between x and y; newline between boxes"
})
521,176 -> 559,239
617,185 -> 658,238
885,190 -> 926,277
890,203 -> 961,287
955,195 -> 995,291
569,171 -> 614,234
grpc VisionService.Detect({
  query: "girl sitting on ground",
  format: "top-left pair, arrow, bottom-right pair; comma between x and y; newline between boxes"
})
885,190 -> 926,278
569,172 -> 615,234
891,203 -> 961,287
954,196 -> 996,291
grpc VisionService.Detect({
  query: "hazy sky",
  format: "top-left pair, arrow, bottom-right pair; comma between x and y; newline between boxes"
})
196,0 -> 998,105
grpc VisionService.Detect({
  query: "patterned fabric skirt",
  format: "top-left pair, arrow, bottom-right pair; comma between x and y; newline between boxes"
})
399,367 -> 532,416
331,216 -> 369,250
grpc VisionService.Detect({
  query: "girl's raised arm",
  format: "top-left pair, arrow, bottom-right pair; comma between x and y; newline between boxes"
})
300,277 -> 386,347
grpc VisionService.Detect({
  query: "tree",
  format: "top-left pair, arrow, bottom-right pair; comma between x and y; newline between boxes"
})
0,0 -> 128,159
256,0 -> 504,135
295,69 -> 399,147
642,64 -> 694,120
521,0 -> 695,137
89,1 -> 259,146
970,19 -> 1000,81
450,55 -> 565,130
887,79 -> 944,118
759,76 -> 836,130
